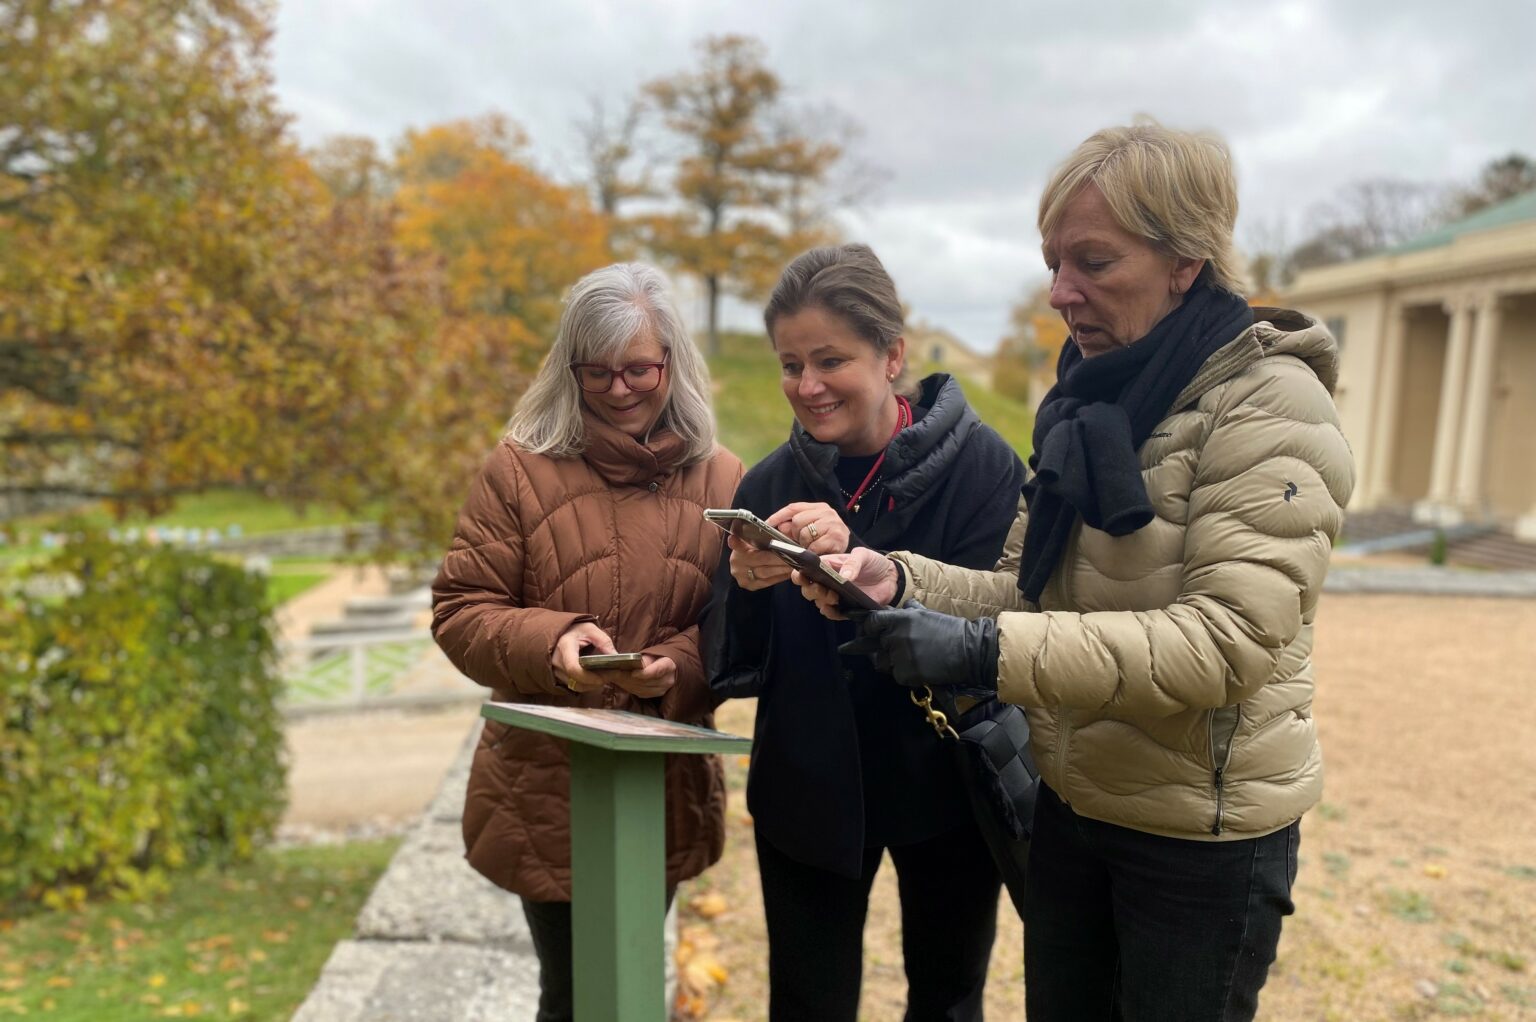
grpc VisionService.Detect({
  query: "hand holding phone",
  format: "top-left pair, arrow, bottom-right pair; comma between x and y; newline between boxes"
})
766,539 -> 881,611
551,622 -> 616,692
577,653 -> 645,670
703,508 -> 794,549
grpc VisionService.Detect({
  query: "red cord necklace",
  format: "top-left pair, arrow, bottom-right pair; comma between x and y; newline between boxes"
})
844,395 -> 910,514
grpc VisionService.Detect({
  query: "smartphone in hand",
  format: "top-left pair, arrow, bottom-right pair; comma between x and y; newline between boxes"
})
702,508 -> 794,549
577,653 -> 646,670
765,539 -> 881,611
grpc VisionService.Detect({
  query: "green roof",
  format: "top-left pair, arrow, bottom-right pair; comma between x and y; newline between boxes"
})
1391,188 -> 1536,255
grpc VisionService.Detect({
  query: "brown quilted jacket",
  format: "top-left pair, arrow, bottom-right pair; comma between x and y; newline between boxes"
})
431,413 -> 743,900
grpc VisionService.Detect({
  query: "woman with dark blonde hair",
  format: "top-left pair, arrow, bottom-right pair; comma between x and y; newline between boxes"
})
800,122 -> 1356,1020
432,262 -> 741,1022
706,243 -> 1026,1021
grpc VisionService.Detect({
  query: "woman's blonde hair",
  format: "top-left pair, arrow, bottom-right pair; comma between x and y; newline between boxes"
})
505,263 -> 717,462
1038,118 -> 1247,296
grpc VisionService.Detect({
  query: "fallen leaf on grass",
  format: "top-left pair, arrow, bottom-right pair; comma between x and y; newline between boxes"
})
1424,864 -> 1448,879
148,975 -> 167,989
673,991 -> 707,1018
689,893 -> 728,919
260,930 -> 290,944
185,935 -> 233,954
0,981 -> 21,994
43,978 -> 72,989
226,998 -> 249,1016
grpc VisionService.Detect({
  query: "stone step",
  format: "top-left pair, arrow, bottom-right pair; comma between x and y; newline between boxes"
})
345,591 -> 432,618
309,615 -> 420,638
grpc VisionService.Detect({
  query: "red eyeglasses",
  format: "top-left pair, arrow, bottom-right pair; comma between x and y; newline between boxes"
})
569,355 -> 668,394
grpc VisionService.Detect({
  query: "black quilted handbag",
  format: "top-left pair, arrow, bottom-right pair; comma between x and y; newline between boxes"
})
912,686 -> 1040,916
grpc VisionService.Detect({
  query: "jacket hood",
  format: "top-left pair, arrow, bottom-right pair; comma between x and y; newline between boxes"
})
1171,307 -> 1341,414
1250,307 -> 1341,395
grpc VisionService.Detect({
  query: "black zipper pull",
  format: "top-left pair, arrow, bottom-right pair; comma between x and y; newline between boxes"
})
1211,766 -> 1225,836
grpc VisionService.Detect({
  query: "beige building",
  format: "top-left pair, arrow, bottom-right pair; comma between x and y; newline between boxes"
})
1283,190 -> 1536,539
906,321 -> 995,388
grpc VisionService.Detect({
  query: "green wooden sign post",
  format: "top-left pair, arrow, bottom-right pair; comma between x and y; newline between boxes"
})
481,702 -> 751,1022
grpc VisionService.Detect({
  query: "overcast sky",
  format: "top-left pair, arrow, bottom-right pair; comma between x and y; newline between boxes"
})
271,0 -> 1534,352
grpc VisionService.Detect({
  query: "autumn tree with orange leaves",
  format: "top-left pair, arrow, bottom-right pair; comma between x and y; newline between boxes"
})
639,35 -> 870,353
0,3 -> 607,553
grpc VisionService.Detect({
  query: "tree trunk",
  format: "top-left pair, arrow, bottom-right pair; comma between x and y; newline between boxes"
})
706,274 -> 721,355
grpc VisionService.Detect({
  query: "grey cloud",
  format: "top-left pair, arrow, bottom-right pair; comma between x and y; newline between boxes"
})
270,0 -> 1532,351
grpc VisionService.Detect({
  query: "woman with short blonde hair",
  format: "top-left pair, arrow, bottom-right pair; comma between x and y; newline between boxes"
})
803,121 -> 1355,1020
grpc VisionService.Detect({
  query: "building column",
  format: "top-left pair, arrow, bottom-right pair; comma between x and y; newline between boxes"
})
1365,302 -> 1408,505
1452,293 -> 1505,512
1418,296 -> 1476,523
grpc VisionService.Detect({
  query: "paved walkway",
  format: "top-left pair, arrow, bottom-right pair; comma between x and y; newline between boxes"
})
1324,564 -> 1536,597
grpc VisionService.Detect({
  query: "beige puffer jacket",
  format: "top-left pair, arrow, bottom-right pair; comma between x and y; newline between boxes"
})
893,309 -> 1355,841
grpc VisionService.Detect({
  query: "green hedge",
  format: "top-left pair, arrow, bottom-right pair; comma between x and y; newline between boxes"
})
0,537 -> 286,908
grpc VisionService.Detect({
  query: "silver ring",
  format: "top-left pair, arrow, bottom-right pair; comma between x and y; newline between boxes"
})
746,567 -> 757,582
807,523 -> 819,540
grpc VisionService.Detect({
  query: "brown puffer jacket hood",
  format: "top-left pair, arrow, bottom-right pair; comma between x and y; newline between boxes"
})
432,415 -> 743,899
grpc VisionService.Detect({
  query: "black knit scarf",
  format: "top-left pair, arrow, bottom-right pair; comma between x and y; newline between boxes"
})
1018,273 -> 1254,603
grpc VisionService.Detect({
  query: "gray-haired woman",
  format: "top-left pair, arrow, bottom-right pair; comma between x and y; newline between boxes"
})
432,262 -> 742,1022
800,122 -> 1356,1020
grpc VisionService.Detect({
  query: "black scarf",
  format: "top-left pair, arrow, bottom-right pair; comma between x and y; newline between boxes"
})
1018,274 -> 1254,603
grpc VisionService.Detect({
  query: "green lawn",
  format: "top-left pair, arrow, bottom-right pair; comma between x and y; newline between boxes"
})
709,332 -> 1033,467
2,490 -> 374,552
0,839 -> 398,1021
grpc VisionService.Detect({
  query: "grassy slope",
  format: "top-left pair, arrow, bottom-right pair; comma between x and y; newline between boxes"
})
2,334 -> 1030,555
709,332 -> 1033,468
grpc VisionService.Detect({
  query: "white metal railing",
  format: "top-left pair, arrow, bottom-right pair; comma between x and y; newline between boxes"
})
280,627 -> 445,707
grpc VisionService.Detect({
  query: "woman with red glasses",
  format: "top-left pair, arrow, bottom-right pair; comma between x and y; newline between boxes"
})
704,243 -> 1026,1021
432,262 -> 741,1022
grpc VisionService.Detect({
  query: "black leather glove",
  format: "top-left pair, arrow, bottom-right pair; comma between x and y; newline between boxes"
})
839,601 -> 1000,693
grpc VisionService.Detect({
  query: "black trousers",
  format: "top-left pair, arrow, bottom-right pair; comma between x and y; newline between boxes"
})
1024,783 -> 1299,1022
755,822 -> 1002,1022
521,889 -> 676,1022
